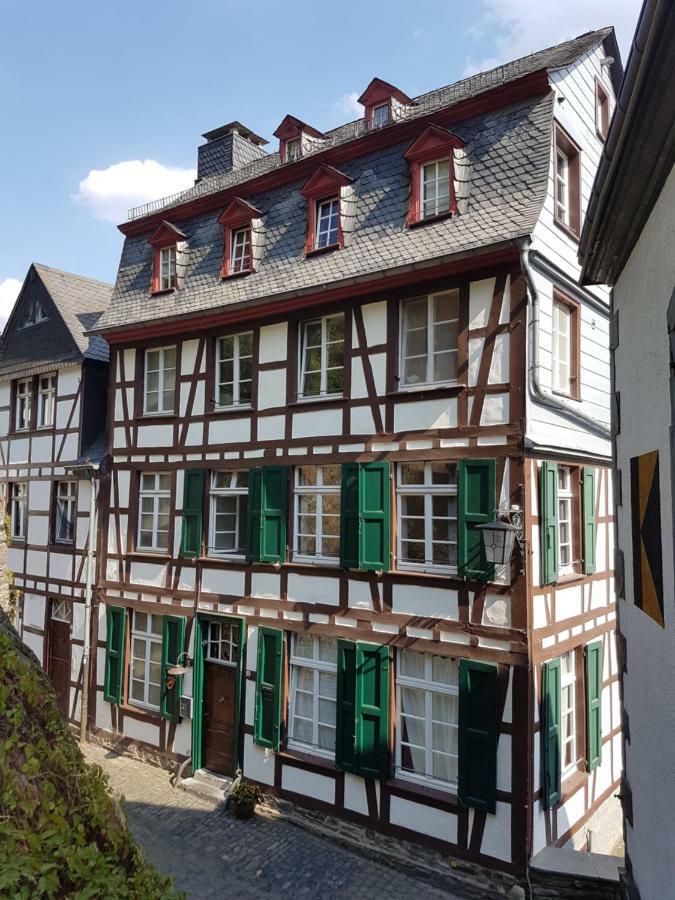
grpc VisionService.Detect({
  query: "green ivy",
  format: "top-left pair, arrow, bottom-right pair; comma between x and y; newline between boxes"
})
0,620 -> 183,899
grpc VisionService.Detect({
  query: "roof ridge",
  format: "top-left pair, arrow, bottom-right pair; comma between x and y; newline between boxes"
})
32,262 -> 113,288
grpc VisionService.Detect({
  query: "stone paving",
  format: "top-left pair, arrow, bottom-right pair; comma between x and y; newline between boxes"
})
82,743 -> 467,899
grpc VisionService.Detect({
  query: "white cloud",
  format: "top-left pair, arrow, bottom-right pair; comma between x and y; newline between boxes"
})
463,0 -> 642,77
336,91 -> 362,120
73,160 -> 197,224
0,277 -> 22,330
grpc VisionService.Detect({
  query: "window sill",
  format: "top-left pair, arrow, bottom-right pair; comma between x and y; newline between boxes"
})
129,550 -> 172,562
396,563 -> 457,577
390,381 -> 461,398
388,774 -> 456,804
407,210 -> 454,229
279,746 -> 338,773
210,404 -> 254,416
289,394 -> 344,409
555,572 -> 585,586
553,216 -> 581,243
139,411 -> 176,421
293,555 -> 340,568
150,288 -> 177,297
305,243 -> 341,258
203,553 -> 247,564
551,389 -> 581,403
124,700 -> 162,720
221,269 -> 254,281
50,542 -> 75,553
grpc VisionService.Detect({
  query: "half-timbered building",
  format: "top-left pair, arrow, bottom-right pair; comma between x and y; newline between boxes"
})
91,29 -> 622,875
0,263 -> 112,726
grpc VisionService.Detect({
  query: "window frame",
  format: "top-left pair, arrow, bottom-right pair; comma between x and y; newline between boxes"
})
128,610 -> 163,712
420,157 -> 452,221
21,297 -> 48,328
293,465 -> 341,565
215,331 -> 253,409
143,346 -> 177,416
395,649 -> 460,791
399,291 -> 460,390
560,648 -> 579,777
396,462 -> 459,575
229,225 -> 252,275
14,378 -> 33,432
10,482 -> 27,541
54,480 -> 77,545
207,469 -> 249,559
595,78 -> 610,141
158,245 -> 177,292
371,102 -> 391,129
288,633 -> 338,760
314,196 -> 341,250
551,291 -> 580,400
557,465 -> 576,578
298,313 -> 345,401
37,373 -> 56,429
204,619 -> 240,667
553,123 -> 582,239
136,471 -> 172,553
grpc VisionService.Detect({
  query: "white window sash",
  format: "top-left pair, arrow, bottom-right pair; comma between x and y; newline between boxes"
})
555,151 -> 569,224
38,376 -> 55,428
11,484 -> 27,539
560,651 -> 578,776
299,315 -> 344,400
215,333 -> 253,408
129,616 -> 162,711
16,380 -> 32,431
208,472 -> 247,557
288,636 -> 337,758
144,347 -> 176,415
315,198 -> 340,249
230,227 -> 251,273
396,464 -> 458,574
400,293 -> 459,389
293,467 -> 340,563
55,482 -> 76,543
420,159 -> 451,219
137,474 -> 171,552
159,246 -> 176,290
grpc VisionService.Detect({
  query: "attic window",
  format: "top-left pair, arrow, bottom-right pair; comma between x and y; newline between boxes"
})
218,198 -> 261,278
148,221 -> 186,294
286,138 -> 301,162
372,104 -> 390,129
358,78 -> 413,130
553,123 -> 581,239
159,247 -> 176,291
403,125 -> 464,226
274,115 -> 326,163
595,80 -> 609,141
301,165 -> 351,256
22,298 -> 47,327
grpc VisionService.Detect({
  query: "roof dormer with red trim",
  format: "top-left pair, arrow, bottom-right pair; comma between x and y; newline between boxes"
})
358,78 -> 414,130
274,115 -> 327,163
403,125 -> 466,226
218,198 -> 263,278
149,221 -> 188,294
301,165 -> 353,256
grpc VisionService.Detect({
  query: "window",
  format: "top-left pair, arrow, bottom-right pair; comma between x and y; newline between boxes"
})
401,291 -> 459,387
38,374 -> 56,428
208,470 -> 248,557
553,124 -> 581,237
22,297 -> 47,327
205,620 -> 240,665
144,347 -> 176,415
557,466 -> 574,577
55,481 -> 76,544
560,649 -> 578,775
159,245 -> 177,291
289,633 -> 338,757
286,138 -> 301,162
230,226 -> 252,274
294,465 -> 340,562
15,378 -> 32,432
51,598 -> 73,624
137,472 -> 171,552
129,611 -> 163,710
396,649 -> 459,788
372,103 -> 390,128
315,198 -> 340,249
552,294 -> 579,398
299,313 -> 344,399
595,80 -> 609,140
397,462 -> 458,571
421,159 -> 451,219
10,483 -> 27,540
216,332 -> 252,408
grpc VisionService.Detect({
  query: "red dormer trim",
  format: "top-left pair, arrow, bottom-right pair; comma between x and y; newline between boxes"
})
301,165 -> 351,256
274,115 -> 326,163
148,221 -> 186,294
404,125 -> 464,226
218,198 -> 261,278
359,77 -> 414,129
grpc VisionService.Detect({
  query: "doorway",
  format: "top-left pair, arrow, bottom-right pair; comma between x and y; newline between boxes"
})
47,598 -> 72,719
200,618 -> 242,777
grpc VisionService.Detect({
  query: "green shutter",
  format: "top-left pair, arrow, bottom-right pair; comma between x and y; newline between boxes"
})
247,467 -> 288,564
585,641 -> 602,771
582,467 -> 596,575
180,469 -> 205,558
541,659 -> 561,809
339,464 -> 360,569
335,639 -> 357,772
540,462 -> 558,585
458,660 -> 497,813
160,615 -> 186,722
254,627 -> 284,750
191,616 -> 205,771
246,467 -> 263,562
354,643 -> 390,779
458,459 -> 496,580
103,606 -> 126,704
359,462 -> 391,571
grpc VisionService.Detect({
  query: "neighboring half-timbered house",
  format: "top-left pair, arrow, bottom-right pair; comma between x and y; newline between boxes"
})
0,263 -> 111,726
91,29 -> 622,875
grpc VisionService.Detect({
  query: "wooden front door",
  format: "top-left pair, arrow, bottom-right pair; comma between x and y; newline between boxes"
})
48,599 -> 72,719
203,662 -> 237,776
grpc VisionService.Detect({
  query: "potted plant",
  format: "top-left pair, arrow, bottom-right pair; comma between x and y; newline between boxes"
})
228,779 -> 263,820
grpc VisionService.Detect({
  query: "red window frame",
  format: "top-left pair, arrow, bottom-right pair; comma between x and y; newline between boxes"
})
301,165 -> 351,256
358,77 -> 413,131
148,222 -> 185,294
274,114 -> 325,163
218,198 -> 261,278
403,125 -> 464,226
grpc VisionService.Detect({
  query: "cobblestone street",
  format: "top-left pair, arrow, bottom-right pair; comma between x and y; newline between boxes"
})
83,744 -> 467,899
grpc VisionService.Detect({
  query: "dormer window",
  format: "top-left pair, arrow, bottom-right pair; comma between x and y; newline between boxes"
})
149,221 -> 186,294
159,246 -> 176,291
372,103 -> 390,129
274,115 -> 326,163
358,77 -> 413,130
218,198 -> 261,278
301,165 -> 352,256
404,125 -> 464,226
286,138 -> 301,162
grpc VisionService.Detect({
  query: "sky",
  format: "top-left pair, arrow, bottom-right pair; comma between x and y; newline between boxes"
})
0,0 -> 643,326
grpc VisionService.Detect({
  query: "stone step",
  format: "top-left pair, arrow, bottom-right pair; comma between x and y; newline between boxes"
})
177,776 -> 226,805
193,768 -> 233,791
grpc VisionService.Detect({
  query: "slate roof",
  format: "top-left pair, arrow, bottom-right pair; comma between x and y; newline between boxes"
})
96,28 -> 616,334
0,264 -> 112,380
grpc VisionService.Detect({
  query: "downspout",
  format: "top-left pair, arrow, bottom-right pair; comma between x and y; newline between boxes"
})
80,470 -> 97,744
517,237 -> 611,438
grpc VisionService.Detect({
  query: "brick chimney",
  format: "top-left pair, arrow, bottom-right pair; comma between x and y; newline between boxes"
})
197,121 -> 268,180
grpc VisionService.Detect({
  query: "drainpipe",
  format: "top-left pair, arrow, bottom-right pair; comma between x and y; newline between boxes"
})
80,470 -> 96,744
517,237 -> 612,439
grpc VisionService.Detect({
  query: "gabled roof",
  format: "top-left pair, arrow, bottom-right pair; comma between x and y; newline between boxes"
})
358,78 -> 413,108
0,264 -> 112,380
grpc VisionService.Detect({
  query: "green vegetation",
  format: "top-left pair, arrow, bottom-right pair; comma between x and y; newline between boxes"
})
0,609 -> 182,899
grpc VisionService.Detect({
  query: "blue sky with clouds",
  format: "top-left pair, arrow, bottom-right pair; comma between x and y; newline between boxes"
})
0,0 -> 642,323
